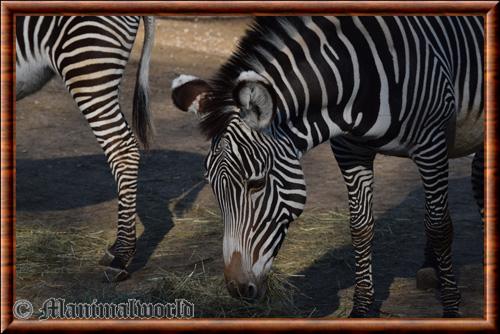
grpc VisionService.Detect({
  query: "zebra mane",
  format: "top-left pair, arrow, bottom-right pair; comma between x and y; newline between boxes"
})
199,17 -> 292,140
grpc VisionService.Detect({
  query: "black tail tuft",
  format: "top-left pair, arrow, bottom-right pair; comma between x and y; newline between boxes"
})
133,84 -> 152,150
132,16 -> 155,150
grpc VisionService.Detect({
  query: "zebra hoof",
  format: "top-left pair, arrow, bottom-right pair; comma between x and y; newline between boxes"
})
348,310 -> 369,318
416,266 -> 439,290
99,249 -> 131,282
103,266 -> 129,282
443,311 -> 461,318
98,248 -> 115,267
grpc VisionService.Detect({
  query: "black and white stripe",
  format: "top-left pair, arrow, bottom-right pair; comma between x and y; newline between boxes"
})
171,16 -> 483,315
204,117 -> 306,282
16,16 -> 155,279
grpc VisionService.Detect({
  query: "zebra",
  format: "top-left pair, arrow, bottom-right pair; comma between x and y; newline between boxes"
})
16,16 -> 155,281
171,16 -> 484,317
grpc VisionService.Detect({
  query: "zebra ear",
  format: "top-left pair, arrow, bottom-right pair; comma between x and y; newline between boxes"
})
233,71 -> 277,130
171,75 -> 211,115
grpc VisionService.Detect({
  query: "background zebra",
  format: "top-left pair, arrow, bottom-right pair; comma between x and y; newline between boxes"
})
171,16 -> 484,317
16,16 -> 155,281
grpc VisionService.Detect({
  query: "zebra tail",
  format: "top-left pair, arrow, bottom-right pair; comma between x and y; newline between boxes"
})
133,16 -> 155,150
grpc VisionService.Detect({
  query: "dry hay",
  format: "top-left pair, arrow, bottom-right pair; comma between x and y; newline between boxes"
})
16,208 -> 353,318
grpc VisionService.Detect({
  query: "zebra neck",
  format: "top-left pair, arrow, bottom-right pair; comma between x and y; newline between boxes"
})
275,113 -> 344,156
265,111 -> 344,160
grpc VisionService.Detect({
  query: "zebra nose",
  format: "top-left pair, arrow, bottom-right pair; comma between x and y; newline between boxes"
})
226,280 -> 259,300
247,282 -> 258,299
224,251 -> 261,300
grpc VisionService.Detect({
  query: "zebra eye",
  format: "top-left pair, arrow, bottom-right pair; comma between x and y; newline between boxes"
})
247,177 -> 266,192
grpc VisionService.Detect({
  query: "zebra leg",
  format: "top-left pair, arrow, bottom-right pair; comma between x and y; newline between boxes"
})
96,129 -> 140,282
411,134 -> 461,317
471,148 -> 484,222
332,139 -> 376,317
55,44 -> 140,282
416,147 -> 484,290
80,100 -> 140,281
85,105 -> 139,282
63,82 -> 139,281
49,17 -> 143,281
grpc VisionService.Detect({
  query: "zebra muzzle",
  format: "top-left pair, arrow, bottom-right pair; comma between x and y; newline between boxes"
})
224,251 -> 265,301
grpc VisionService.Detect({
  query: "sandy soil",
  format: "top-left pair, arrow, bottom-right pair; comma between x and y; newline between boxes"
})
15,17 -> 483,318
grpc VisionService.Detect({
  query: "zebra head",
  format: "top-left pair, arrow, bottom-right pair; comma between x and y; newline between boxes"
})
172,73 -> 307,300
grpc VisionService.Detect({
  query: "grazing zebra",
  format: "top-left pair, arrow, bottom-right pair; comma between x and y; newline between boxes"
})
16,16 -> 155,281
172,16 -> 484,317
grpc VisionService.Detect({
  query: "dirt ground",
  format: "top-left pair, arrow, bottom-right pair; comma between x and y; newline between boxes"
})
15,17 -> 483,318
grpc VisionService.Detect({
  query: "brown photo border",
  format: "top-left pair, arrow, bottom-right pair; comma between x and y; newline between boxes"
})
0,1 -> 498,332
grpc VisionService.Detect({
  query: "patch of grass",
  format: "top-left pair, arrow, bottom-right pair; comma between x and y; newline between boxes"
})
16,227 -> 109,280
16,208 -> 353,318
146,268 -> 302,317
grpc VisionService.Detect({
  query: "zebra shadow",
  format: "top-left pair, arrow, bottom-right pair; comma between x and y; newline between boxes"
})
288,176 -> 483,317
16,149 -> 206,273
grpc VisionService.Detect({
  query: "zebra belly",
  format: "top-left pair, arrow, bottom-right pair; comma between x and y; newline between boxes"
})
16,59 -> 54,101
447,108 -> 484,158
375,108 -> 484,159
